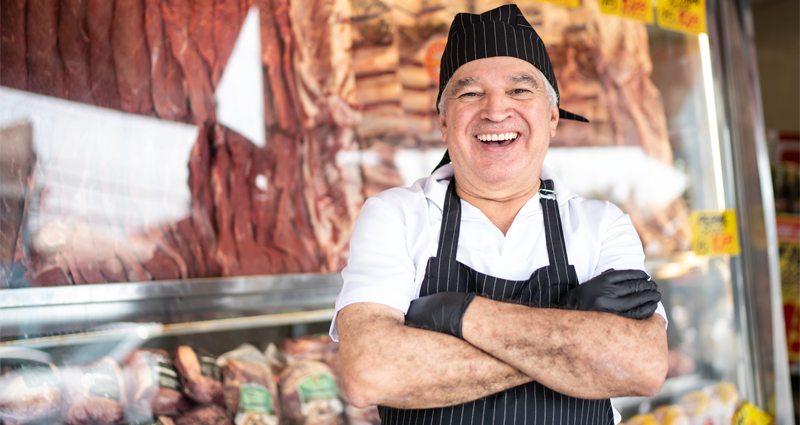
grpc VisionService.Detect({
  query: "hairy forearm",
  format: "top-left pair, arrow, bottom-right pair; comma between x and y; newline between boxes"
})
462,297 -> 668,399
337,303 -> 532,409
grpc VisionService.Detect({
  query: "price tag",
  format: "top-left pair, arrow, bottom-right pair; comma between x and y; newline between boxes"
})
656,0 -> 706,34
690,210 -> 741,256
599,0 -> 654,23
523,0 -> 582,8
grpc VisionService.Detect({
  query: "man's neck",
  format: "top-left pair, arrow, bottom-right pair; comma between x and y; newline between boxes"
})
454,177 -> 541,236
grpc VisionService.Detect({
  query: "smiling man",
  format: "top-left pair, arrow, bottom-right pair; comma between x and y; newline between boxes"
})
331,5 -> 669,425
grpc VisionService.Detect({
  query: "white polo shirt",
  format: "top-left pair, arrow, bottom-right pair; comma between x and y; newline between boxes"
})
331,163 -> 666,340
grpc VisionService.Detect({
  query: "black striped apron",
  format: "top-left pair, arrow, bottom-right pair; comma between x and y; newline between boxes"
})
379,179 -> 614,425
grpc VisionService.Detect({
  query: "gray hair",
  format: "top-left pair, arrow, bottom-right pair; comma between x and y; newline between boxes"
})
438,67 -> 558,117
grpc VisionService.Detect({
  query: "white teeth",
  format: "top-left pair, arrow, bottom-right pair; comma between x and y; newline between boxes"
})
477,132 -> 518,142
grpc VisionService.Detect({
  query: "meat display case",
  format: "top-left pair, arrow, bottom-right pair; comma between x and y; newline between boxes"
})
0,0 -> 794,423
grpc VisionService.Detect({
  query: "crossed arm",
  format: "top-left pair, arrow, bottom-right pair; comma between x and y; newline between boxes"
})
338,298 -> 668,409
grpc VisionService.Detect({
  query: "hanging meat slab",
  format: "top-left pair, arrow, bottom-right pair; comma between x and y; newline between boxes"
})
145,0 -> 189,121
211,0 -> 241,86
189,0 -> 216,70
1,0 -> 28,90
26,0 -> 67,98
253,0 -> 297,132
161,0 -> 216,124
112,0 -> 154,114
87,0 -> 122,109
187,126 -> 221,277
0,122 -> 34,286
59,0 -> 96,104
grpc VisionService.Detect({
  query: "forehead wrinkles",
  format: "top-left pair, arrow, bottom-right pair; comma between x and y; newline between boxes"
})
450,73 -> 540,94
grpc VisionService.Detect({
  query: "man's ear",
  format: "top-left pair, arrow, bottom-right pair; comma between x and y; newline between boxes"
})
439,113 -> 447,143
549,108 -> 559,138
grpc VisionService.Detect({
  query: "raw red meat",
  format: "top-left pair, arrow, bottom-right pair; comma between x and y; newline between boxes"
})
145,0 -> 189,121
26,0 -> 67,98
0,122 -> 34,282
188,127 -> 221,277
87,0 -> 121,109
189,0 -> 215,69
1,0 -> 28,90
59,0 -> 95,104
210,125 -> 240,276
211,0 -> 240,86
61,357 -> 127,425
123,349 -> 189,417
172,346 -> 224,406
112,0 -> 154,114
271,0 -> 302,126
175,404 -> 231,425
253,0 -> 297,132
222,360 -> 280,424
161,0 -> 216,124
0,361 -> 63,423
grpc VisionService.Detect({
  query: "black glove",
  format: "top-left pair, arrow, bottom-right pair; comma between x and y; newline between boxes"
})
559,269 -> 661,320
405,292 -> 476,339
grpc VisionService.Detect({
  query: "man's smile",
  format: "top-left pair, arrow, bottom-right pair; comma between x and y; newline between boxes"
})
475,132 -> 519,146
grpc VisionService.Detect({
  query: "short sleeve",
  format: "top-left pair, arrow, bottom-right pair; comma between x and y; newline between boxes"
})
593,205 -> 668,329
329,196 -> 419,341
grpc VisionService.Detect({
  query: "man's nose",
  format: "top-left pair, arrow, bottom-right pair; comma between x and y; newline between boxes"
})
479,92 -> 512,122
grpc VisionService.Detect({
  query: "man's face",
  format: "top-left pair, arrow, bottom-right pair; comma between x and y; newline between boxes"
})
439,57 -> 559,190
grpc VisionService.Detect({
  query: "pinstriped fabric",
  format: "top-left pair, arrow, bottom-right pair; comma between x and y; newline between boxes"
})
380,180 -> 613,425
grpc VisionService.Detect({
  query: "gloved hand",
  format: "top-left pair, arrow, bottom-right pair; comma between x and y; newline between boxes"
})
559,269 -> 661,320
405,292 -> 476,339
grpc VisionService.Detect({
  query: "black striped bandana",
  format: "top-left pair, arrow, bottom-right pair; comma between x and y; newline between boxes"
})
435,4 -> 588,123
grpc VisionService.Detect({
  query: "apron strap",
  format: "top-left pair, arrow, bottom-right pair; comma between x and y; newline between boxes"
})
539,179 -> 571,271
436,180 -> 462,259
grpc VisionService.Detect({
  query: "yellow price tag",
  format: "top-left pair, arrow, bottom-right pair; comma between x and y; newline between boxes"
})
656,0 -> 706,34
690,210 -> 741,256
524,0 -> 582,8
599,0 -> 654,23
732,402 -> 773,425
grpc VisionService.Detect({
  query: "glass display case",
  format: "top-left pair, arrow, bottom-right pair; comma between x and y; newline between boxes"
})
0,0 -> 792,424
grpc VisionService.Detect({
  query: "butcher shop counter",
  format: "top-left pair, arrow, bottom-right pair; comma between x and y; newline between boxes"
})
0,272 -> 343,349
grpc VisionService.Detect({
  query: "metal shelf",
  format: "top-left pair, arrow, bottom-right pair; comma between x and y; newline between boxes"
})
0,273 -> 343,343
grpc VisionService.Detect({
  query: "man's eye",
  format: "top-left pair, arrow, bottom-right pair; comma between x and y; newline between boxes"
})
461,92 -> 479,97
512,89 -> 530,94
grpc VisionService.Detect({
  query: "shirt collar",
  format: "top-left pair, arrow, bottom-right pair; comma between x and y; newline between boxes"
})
421,163 -> 578,213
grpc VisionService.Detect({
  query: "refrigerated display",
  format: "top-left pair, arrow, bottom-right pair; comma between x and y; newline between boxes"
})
0,0 -> 793,423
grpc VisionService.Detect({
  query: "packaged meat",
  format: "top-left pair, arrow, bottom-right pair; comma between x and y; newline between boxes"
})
0,348 -> 63,424
172,346 -> 224,405
61,356 -> 127,425
126,415 -> 176,425
175,404 -> 232,425
123,349 -> 189,417
279,336 -> 378,425
217,344 -> 280,425
278,359 -> 345,425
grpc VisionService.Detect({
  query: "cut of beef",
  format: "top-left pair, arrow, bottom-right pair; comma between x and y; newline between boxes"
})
61,357 -> 127,425
253,0 -> 297,132
27,0 -> 67,98
171,346 -> 224,406
0,362 -> 62,423
59,0 -> 96,104
187,126 -> 221,277
210,125 -> 240,276
175,405 -> 231,425
0,122 -> 34,281
123,349 -> 189,417
112,0 -> 154,114
211,0 -> 241,86
87,0 -> 122,109
161,0 -> 216,124
145,0 -> 189,121
189,0 -> 215,69
1,0 -> 28,90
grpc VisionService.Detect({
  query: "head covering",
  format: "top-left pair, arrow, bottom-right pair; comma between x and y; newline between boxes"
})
436,4 -> 587,122
432,4 -> 588,172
